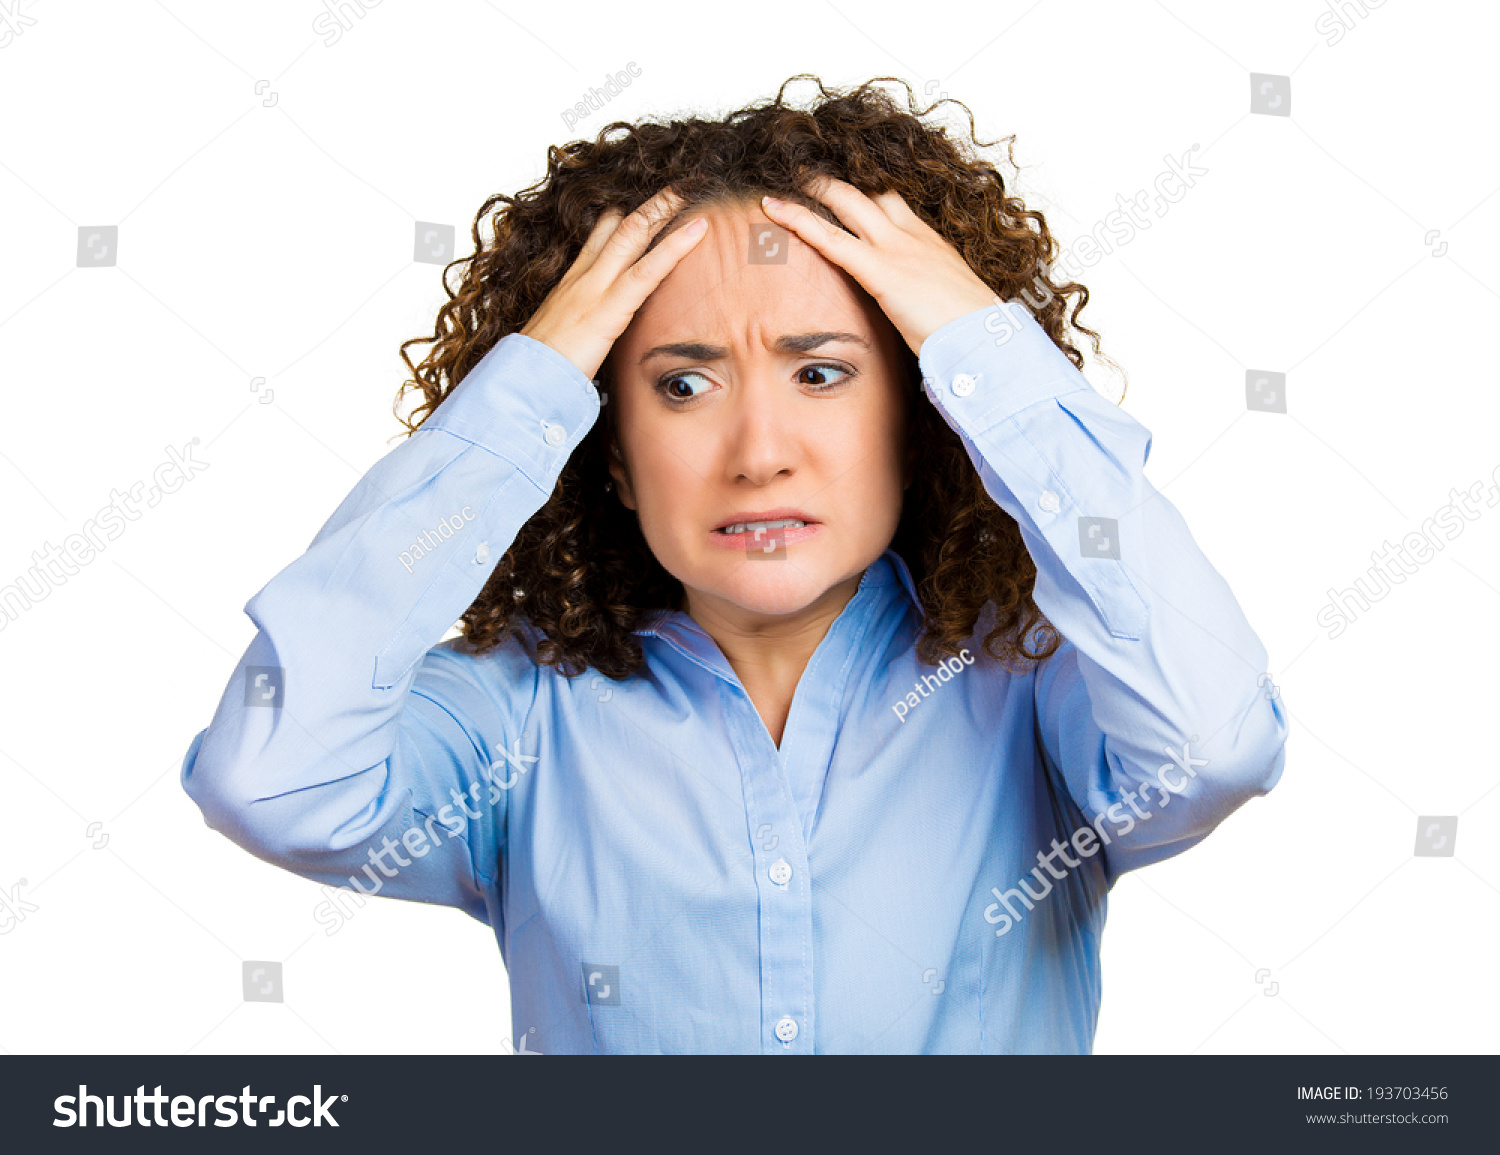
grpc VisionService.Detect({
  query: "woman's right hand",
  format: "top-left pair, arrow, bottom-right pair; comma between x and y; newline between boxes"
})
519,185 -> 709,382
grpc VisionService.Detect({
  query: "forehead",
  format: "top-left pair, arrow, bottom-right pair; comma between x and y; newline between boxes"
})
619,201 -> 879,348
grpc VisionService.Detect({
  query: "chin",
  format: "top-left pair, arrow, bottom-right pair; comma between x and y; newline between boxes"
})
689,552 -> 839,616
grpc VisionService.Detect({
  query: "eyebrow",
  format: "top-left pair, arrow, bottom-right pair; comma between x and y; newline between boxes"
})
638,331 -> 871,365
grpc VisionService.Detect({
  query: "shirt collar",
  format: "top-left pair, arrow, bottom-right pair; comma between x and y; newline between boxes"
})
631,548 -> 923,682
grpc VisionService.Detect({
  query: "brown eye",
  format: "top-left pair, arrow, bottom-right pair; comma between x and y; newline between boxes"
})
655,371 -> 713,403
797,364 -> 853,389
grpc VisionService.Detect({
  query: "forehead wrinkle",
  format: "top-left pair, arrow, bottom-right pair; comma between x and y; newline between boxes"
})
639,216 -> 869,357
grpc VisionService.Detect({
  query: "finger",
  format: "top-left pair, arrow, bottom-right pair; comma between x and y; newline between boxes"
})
871,189 -> 930,235
795,174 -> 897,244
579,206 -> 626,259
565,209 -> 627,283
608,215 -> 709,311
576,186 -> 681,274
760,193 -> 874,284
595,185 -> 689,271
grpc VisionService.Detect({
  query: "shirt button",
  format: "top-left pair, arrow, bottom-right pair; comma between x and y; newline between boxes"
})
768,858 -> 792,886
473,542 -> 490,564
774,1016 -> 798,1042
951,373 -> 977,397
1039,490 -> 1060,512
543,423 -> 566,447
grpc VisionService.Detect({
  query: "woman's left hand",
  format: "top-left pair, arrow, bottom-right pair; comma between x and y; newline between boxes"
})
758,176 -> 999,357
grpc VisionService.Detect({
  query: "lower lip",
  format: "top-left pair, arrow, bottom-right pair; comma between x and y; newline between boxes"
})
708,522 -> 823,550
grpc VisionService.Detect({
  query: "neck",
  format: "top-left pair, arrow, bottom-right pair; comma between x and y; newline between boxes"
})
681,571 -> 864,687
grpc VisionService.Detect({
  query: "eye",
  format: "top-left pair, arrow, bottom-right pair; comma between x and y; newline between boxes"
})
655,370 -> 714,403
796,363 -> 854,389
653,362 -> 858,406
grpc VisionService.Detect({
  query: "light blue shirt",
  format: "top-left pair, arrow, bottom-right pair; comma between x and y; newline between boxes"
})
180,299 -> 1288,1054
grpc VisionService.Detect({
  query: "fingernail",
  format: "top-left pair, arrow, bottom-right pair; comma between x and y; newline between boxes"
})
762,196 -> 784,211
685,217 -> 708,235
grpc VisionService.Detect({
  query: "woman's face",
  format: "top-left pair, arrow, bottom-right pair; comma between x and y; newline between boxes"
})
606,198 -> 913,627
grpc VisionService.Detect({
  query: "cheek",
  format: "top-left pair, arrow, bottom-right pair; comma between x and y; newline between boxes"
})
835,405 -> 906,478
857,417 -> 910,510
618,410 -> 706,496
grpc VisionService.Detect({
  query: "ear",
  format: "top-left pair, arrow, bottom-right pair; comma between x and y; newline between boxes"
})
607,439 -> 637,511
598,358 -> 638,511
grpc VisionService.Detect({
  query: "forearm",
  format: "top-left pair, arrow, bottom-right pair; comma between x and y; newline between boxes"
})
181,332 -> 598,880
917,300 -> 1287,870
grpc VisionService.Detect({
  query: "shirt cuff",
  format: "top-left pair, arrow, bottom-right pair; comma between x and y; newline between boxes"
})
916,300 -> 1152,641
420,331 -> 602,493
918,298 -> 1091,425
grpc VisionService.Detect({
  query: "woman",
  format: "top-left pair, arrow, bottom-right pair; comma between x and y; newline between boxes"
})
180,76 -> 1287,1054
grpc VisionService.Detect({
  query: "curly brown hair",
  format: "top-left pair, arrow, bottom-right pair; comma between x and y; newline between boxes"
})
393,74 -> 1125,681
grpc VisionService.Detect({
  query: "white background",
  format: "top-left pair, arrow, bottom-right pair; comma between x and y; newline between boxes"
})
0,0 -> 1496,1055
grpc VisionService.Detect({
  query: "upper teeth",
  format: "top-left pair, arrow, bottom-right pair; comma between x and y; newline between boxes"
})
719,518 -> 807,534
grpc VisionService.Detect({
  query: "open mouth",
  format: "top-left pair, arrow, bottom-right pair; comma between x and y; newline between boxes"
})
713,518 -> 809,536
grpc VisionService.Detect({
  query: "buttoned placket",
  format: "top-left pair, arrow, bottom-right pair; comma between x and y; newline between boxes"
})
720,661 -> 815,1053
637,567 -> 885,1054
738,571 -> 885,1053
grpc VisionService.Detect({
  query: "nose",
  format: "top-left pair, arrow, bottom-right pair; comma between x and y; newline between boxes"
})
722,364 -> 802,486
